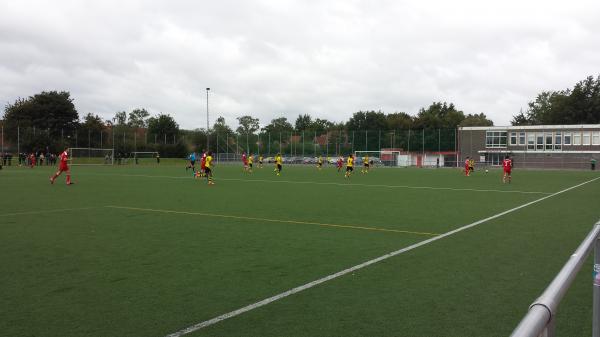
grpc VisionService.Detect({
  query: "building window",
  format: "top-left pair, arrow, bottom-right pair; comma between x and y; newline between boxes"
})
536,133 -> 544,150
593,132 -> 600,145
564,133 -> 571,145
545,133 -> 553,150
486,131 -> 507,148
485,153 -> 505,166
510,132 -> 517,145
573,132 -> 581,145
519,132 -> 526,145
554,132 -> 561,150
527,133 -> 535,150
583,132 -> 591,145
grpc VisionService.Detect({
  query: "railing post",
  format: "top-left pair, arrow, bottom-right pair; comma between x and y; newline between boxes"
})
594,235 -> 600,337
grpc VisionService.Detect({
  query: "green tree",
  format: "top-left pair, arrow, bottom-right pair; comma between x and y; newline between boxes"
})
295,114 -> 312,131
212,116 -> 233,135
311,118 -> 335,134
413,102 -> 465,129
511,75 -> 600,125
459,113 -> 494,127
82,113 -> 105,132
236,115 -> 260,134
148,114 -> 179,136
113,111 -> 127,126
386,112 -> 413,130
346,111 -> 387,130
262,117 -> 293,134
2,91 -> 79,135
128,108 -> 150,128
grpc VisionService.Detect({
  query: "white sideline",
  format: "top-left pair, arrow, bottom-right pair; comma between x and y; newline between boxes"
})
164,176 -> 599,337
83,172 -> 551,195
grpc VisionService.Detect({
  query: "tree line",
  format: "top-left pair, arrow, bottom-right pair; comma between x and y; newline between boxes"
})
512,75 -> 600,125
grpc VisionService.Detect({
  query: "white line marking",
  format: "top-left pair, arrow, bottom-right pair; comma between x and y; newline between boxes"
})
0,207 -> 97,217
82,172 -> 551,195
164,176 -> 599,337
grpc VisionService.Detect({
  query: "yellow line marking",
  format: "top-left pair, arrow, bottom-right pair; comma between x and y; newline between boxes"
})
0,207 -> 97,217
105,205 -> 440,236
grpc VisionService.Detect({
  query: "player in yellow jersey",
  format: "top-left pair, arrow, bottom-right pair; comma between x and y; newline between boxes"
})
258,154 -> 263,168
204,151 -> 215,185
247,153 -> 254,173
344,154 -> 354,178
275,153 -> 282,176
361,155 -> 370,174
317,155 -> 323,170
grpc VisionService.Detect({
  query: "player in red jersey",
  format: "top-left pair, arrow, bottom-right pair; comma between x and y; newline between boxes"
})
464,156 -> 471,176
200,149 -> 207,177
502,155 -> 512,184
29,153 -> 36,168
241,152 -> 248,172
337,156 -> 344,172
50,147 -> 73,185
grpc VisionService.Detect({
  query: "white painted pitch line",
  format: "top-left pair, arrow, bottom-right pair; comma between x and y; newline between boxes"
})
0,207 -> 97,217
216,177 -> 552,195
82,172 -> 552,195
164,176 -> 600,337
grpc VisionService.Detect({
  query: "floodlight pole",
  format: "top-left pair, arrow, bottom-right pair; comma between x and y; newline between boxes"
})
206,88 -> 210,150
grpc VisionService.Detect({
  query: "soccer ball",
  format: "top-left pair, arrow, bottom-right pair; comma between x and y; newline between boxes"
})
485,169 -> 489,173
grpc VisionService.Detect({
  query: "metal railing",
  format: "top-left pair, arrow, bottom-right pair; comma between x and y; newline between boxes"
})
510,221 -> 600,337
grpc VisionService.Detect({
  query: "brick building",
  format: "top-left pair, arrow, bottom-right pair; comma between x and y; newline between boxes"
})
459,125 -> 600,169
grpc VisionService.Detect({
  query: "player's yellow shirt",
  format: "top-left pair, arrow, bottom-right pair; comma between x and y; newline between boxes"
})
276,155 -> 282,165
363,156 -> 369,164
259,156 -> 263,162
347,157 -> 354,167
205,155 -> 213,168
248,156 -> 253,164
318,157 -> 323,164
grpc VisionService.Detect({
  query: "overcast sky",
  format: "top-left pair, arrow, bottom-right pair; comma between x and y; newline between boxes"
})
1,0 -> 599,129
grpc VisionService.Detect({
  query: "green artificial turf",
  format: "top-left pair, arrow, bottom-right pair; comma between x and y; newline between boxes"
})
1,162 -> 598,337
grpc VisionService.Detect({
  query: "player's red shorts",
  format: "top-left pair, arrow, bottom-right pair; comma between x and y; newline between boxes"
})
59,164 -> 69,171
504,169 -> 511,174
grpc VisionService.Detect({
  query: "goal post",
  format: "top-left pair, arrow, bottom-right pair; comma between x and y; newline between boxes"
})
132,151 -> 160,165
69,148 -> 114,165
354,150 -> 404,167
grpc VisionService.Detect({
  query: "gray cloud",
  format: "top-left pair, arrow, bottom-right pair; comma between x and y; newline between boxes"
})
1,0 -> 599,128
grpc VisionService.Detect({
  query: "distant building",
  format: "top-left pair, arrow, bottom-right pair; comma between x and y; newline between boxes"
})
459,125 -> 600,169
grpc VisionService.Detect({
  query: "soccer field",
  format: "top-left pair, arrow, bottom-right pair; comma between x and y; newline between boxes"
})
1,163 -> 599,337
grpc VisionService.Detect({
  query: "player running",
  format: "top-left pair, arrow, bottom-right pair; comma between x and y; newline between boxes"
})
275,153 -> 282,176
258,154 -> 263,168
344,154 -> 354,178
205,151 -> 215,185
50,147 -> 73,185
199,150 -> 207,177
317,155 -> 323,170
186,152 -> 196,172
464,156 -> 471,176
502,155 -> 512,184
29,153 -> 36,168
469,158 -> 475,174
337,156 -> 344,172
242,152 -> 248,172
361,154 -> 370,174
247,153 -> 254,173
